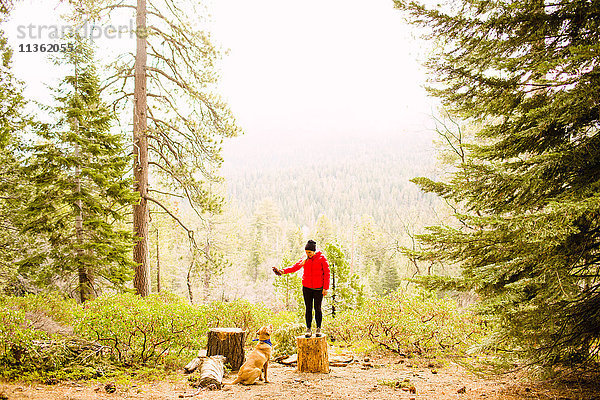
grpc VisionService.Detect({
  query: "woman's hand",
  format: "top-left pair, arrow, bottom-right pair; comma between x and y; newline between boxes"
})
272,267 -> 282,276
322,289 -> 328,296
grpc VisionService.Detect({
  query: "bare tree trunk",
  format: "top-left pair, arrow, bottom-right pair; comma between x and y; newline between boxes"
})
202,222 -> 211,302
156,228 -> 160,292
133,0 -> 150,297
187,258 -> 195,304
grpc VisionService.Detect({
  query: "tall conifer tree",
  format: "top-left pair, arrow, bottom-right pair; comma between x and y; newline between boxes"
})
323,243 -> 364,317
0,18 -> 31,292
396,0 -> 600,368
20,37 -> 137,300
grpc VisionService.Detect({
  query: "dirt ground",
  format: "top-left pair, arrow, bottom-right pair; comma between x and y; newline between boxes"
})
1,354 -> 599,400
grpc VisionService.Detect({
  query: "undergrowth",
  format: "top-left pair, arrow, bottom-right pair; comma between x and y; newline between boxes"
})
0,289 -> 485,383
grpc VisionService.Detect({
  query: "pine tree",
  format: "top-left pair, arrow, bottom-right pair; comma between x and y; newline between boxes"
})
396,0 -> 600,368
20,37 -> 137,300
273,256 -> 302,311
0,21 -> 33,293
323,242 -> 364,317
71,0 -> 242,296
379,263 -> 401,295
315,214 -> 336,246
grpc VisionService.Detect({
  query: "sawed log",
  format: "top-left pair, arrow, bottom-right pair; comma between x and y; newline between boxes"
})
194,355 -> 226,389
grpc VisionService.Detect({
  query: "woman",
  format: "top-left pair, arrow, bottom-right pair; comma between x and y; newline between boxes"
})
273,240 -> 330,337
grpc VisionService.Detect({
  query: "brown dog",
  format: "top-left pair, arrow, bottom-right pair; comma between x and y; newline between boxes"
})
232,325 -> 273,385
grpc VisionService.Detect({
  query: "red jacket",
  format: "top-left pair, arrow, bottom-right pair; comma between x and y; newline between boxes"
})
283,251 -> 330,290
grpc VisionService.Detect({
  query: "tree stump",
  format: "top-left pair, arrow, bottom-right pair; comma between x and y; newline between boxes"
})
296,335 -> 329,373
206,328 -> 246,371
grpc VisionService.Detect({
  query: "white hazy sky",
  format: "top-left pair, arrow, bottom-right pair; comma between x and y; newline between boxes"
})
2,0 -> 436,143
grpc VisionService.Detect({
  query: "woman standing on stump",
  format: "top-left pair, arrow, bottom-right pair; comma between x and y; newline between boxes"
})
273,240 -> 330,338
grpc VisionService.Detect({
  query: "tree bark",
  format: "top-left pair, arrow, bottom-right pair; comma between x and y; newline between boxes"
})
206,328 -> 246,371
133,0 -> 150,297
75,138 -> 94,303
296,335 -> 329,373
156,228 -> 160,292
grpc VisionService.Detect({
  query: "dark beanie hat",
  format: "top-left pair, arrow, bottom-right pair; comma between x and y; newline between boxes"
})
305,240 -> 317,252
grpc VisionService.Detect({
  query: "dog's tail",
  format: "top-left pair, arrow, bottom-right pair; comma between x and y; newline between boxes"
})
229,376 -> 242,385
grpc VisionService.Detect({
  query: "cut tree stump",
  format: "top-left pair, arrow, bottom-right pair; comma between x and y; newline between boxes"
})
206,328 -> 246,371
296,335 -> 329,373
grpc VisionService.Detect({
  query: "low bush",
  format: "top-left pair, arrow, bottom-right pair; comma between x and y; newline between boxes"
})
327,290 -> 484,357
272,322 -> 305,358
1,289 -> 480,382
0,307 -> 48,376
208,299 -> 273,333
207,300 -> 297,346
0,305 -> 105,381
74,292 -> 209,366
0,292 -> 299,381
0,293 -> 78,326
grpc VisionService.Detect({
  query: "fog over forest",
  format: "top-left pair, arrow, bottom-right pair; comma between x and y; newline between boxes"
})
222,130 -> 441,230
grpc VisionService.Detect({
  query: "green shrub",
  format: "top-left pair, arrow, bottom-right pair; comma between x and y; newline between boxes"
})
0,293 -> 78,326
207,300 -> 296,345
74,292 -> 209,365
272,322 -> 305,357
328,290 -> 484,357
208,299 -> 272,332
0,292 -> 303,381
0,306 -> 104,381
0,307 -> 48,372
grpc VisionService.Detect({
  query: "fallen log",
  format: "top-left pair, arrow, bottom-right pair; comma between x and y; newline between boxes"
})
329,354 -> 354,367
184,350 -> 208,374
184,357 -> 203,374
189,355 -> 225,390
278,354 -> 298,366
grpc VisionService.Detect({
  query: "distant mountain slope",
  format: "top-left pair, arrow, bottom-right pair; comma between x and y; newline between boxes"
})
221,132 -> 440,229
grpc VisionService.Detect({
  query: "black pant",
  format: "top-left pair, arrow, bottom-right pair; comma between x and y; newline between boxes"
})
302,286 -> 323,329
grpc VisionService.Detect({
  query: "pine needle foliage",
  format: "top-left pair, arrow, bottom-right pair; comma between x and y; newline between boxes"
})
19,37 -> 137,297
395,0 -> 600,370
0,21 -> 35,293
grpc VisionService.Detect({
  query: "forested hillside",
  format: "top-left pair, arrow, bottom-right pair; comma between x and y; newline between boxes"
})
222,133 -> 440,230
